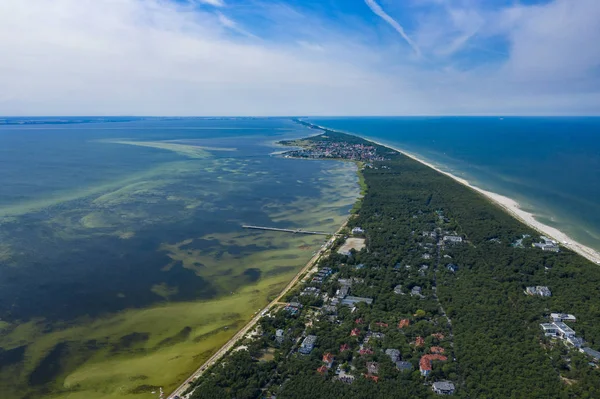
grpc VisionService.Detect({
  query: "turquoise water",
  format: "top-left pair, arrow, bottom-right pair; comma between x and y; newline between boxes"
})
307,117 -> 600,252
0,117 -> 361,398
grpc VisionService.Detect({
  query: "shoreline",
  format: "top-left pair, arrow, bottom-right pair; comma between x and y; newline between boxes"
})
168,217 -> 352,399
371,140 -> 600,265
302,121 -> 600,265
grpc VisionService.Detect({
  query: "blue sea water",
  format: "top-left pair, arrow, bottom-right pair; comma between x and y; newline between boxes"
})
307,117 -> 600,252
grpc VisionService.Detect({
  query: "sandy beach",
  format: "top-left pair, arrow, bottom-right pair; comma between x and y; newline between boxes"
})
367,139 -> 600,265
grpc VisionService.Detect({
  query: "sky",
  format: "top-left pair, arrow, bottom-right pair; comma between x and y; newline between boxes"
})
1,0 -> 599,116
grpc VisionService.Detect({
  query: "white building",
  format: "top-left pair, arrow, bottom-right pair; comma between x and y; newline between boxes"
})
550,313 -> 576,322
432,381 -> 455,395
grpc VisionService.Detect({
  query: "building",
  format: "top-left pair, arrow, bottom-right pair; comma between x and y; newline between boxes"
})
352,227 -> 364,235
580,347 -> 600,362
366,362 -> 379,375
533,237 -> 560,252
430,346 -> 445,354
394,285 -> 403,295
550,313 -> 576,322
301,287 -> 321,296
299,335 -> 317,354
432,381 -> 456,395
398,319 -> 410,329
385,349 -> 401,363
411,286 -> 424,298
446,264 -> 458,273
419,354 -> 448,376
525,286 -> 552,297
567,336 -> 584,348
540,323 -> 558,337
317,365 -> 328,375
443,235 -> 463,243
350,328 -> 361,337
341,296 -> 373,307
322,353 -> 335,368
554,322 -> 576,338
275,329 -> 284,344
415,336 -> 425,347
396,361 -> 413,372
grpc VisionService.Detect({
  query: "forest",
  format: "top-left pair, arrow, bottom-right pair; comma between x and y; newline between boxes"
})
186,129 -> 600,399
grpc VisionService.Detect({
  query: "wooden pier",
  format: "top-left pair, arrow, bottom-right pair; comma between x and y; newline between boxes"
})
242,225 -> 330,236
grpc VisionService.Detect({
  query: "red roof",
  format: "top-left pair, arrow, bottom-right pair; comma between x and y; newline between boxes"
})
359,348 -> 374,355
415,336 -> 425,347
364,374 -> 379,382
355,318 -> 364,324
398,319 -> 410,328
431,333 -> 445,340
323,353 -> 335,363
350,328 -> 361,337
430,346 -> 445,354
340,343 -> 350,352
317,365 -> 328,374
419,354 -> 448,371
375,322 -> 388,328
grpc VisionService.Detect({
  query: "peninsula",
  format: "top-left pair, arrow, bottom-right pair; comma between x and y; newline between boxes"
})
173,128 -> 600,399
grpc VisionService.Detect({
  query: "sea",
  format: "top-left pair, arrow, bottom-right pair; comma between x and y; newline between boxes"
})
0,117 -> 360,399
307,117 -> 600,252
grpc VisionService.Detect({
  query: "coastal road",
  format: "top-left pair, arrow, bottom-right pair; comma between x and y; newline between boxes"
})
167,226 -> 345,399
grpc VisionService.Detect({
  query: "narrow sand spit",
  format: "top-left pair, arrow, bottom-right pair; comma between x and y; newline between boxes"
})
371,140 -> 600,265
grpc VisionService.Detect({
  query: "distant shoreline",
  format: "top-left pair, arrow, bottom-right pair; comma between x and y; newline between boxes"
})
299,120 -> 600,265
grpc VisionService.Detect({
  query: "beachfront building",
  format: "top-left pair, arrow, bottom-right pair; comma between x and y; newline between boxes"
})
533,236 -> 560,252
352,227 -> 365,235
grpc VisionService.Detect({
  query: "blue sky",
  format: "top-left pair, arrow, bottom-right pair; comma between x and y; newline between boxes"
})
1,0 -> 599,115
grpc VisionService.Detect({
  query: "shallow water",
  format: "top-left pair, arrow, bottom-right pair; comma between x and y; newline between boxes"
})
0,118 -> 359,398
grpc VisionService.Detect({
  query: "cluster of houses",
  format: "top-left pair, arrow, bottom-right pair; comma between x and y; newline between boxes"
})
532,236 -> 560,252
540,313 -> 600,362
284,141 -> 388,162
277,224 -> 458,395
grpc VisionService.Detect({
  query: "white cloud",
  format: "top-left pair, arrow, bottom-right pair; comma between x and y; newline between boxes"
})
216,12 -> 259,39
364,0 -> 421,57
0,0 -> 598,116
197,0 -> 225,7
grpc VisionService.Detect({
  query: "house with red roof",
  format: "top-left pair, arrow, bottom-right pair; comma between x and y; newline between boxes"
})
398,319 -> 410,329
322,352 -> 335,368
359,347 -> 374,356
350,328 -> 361,337
430,346 -> 445,354
340,343 -> 350,352
419,354 -> 448,376
317,365 -> 328,375
415,336 -> 425,347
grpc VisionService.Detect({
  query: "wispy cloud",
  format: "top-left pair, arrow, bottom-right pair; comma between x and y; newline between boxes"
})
364,0 -> 421,57
197,0 -> 225,7
216,12 -> 259,39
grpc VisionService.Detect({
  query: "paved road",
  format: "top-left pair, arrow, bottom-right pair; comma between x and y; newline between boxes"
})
167,227 -> 344,399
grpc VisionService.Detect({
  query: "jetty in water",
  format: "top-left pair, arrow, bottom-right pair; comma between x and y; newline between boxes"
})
242,225 -> 331,236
